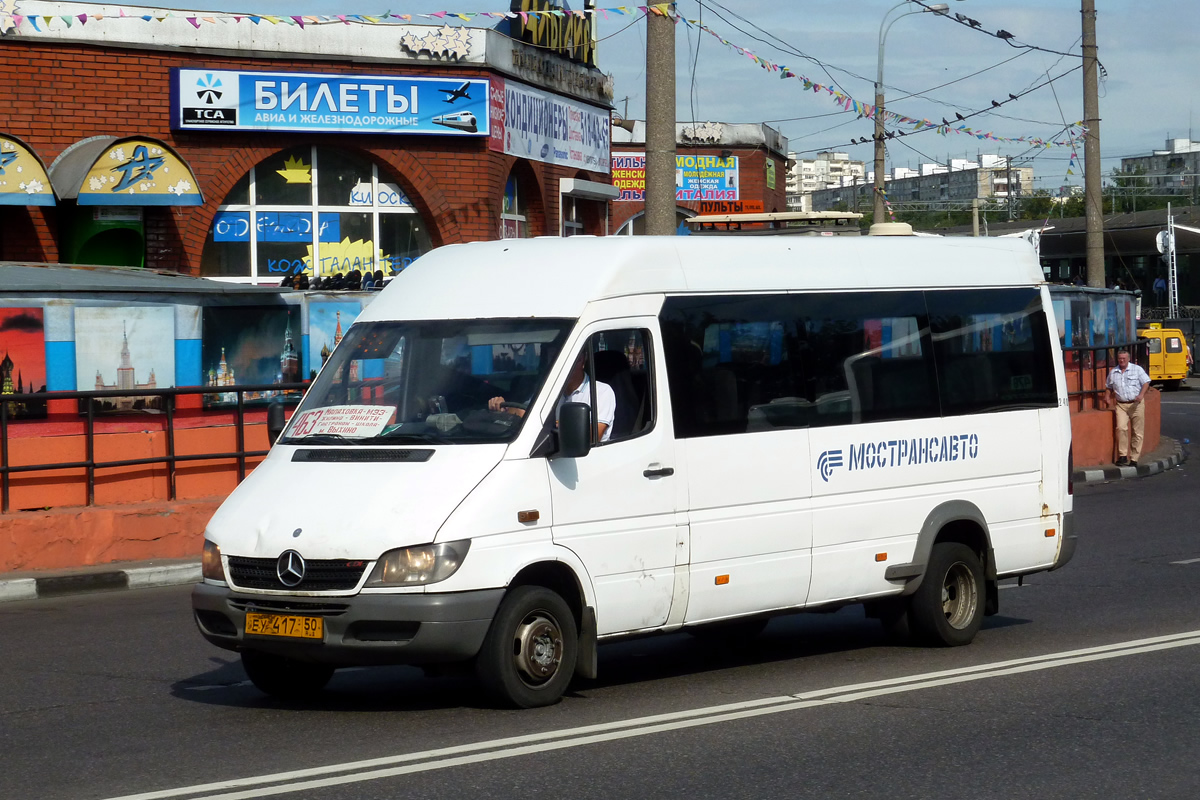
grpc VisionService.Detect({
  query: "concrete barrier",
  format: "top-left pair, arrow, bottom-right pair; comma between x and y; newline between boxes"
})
0,497 -> 220,572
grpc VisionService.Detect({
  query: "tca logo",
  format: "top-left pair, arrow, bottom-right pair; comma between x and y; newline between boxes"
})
195,73 -> 224,104
817,449 -> 843,482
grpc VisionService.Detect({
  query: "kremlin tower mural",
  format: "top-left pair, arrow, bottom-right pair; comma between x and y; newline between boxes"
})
201,305 -> 301,407
307,301 -> 362,380
0,308 -> 49,419
74,307 -> 174,413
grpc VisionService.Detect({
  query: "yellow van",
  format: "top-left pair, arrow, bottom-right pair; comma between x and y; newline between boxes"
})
1138,323 -> 1191,390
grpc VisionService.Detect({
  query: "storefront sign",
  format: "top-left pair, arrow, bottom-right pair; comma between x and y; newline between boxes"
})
612,153 -> 741,202
0,134 -> 55,206
490,78 -> 609,173
699,200 -> 764,214
77,139 -> 203,206
171,69 -> 489,137
509,0 -> 597,68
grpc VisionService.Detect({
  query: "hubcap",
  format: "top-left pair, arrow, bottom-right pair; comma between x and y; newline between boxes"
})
512,611 -> 563,686
941,561 -> 979,630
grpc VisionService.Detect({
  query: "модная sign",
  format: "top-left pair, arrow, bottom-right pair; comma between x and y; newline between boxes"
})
171,69 -> 489,136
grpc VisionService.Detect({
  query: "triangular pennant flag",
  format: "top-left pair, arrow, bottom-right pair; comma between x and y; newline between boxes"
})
291,16 -> 305,27
187,16 -> 200,27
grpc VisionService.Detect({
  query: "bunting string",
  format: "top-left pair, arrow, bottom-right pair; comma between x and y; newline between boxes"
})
678,15 -> 1086,149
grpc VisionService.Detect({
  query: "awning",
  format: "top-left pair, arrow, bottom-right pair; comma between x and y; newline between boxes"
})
49,136 -> 204,206
0,134 -> 56,206
559,177 -> 620,202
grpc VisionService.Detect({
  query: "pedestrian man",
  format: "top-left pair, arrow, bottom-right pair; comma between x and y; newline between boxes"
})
1105,349 -> 1151,466
1153,275 -> 1167,307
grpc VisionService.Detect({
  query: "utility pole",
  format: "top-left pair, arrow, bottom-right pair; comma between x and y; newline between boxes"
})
644,6 -> 676,236
1006,156 -> 1014,221
1082,0 -> 1104,287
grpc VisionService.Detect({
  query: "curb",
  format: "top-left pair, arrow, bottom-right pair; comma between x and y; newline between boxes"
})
0,561 -> 200,604
1073,439 -> 1186,486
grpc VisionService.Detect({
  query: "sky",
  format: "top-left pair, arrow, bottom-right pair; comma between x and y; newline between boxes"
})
165,0 -> 1200,192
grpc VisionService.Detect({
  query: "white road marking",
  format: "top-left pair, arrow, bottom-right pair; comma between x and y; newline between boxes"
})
1170,558 -> 1200,565
102,629 -> 1200,800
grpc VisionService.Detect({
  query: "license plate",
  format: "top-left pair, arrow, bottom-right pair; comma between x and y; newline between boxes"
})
244,612 -> 323,640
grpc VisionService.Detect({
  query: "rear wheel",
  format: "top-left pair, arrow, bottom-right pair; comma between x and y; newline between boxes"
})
908,542 -> 984,647
241,650 -> 335,700
476,586 -> 578,708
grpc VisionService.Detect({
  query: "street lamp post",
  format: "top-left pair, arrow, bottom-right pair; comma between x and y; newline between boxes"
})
873,2 -> 952,225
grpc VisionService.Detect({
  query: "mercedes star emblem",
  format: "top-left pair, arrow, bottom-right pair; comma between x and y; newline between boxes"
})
276,550 -> 306,587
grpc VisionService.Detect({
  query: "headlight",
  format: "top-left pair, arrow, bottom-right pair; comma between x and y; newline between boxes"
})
366,540 -> 471,586
202,540 -> 226,582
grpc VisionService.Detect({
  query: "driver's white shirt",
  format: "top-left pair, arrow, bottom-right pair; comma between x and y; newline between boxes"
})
557,375 -> 616,441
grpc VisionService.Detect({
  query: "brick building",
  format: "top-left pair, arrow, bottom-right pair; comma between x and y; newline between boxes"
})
610,121 -> 788,234
0,0 -> 615,282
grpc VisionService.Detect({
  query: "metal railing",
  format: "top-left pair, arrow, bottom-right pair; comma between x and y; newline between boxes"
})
1062,340 -> 1149,409
0,382 -> 306,514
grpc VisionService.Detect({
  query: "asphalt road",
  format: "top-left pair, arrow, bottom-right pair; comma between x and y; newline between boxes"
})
3,395 -> 1200,800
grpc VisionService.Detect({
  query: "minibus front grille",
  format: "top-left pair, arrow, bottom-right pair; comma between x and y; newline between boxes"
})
228,598 -> 352,616
227,557 -> 369,591
292,449 -> 434,463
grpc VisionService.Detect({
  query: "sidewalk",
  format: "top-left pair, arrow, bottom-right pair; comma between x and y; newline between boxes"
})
0,437 -> 1187,604
0,557 -> 200,603
1072,435 -> 1187,486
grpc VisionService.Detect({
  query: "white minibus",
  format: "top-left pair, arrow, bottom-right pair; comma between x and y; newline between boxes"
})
193,233 -> 1075,708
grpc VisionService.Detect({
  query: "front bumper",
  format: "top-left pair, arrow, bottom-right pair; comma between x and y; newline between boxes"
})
191,583 -> 504,666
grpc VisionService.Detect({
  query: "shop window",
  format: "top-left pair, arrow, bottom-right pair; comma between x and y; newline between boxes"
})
563,198 -> 584,237
201,146 -> 432,283
501,175 -> 526,239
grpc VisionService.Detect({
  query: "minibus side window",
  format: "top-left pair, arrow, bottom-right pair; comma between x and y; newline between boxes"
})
926,288 -> 1058,415
797,291 -> 937,427
659,295 -> 809,437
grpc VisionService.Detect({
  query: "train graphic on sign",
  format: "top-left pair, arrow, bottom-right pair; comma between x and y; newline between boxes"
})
432,110 -> 478,133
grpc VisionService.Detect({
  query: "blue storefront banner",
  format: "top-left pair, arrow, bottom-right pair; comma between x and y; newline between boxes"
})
171,69 -> 489,137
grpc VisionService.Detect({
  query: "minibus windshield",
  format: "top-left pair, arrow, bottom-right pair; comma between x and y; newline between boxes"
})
281,318 -> 573,445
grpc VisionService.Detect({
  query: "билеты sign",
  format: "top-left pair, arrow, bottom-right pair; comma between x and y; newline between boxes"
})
171,69 -> 489,136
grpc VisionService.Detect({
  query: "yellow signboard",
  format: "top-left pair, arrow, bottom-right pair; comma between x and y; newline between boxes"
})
77,139 -> 203,206
0,134 -> 55,206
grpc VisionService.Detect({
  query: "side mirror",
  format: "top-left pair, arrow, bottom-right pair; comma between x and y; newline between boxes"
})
267,402 -> 287,445
557,402 -> 592,459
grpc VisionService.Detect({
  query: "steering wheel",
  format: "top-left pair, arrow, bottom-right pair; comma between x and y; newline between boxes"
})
499,401 -> 528,411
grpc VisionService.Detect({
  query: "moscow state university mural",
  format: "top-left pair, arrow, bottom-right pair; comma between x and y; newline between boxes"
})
74,307 -> 175,412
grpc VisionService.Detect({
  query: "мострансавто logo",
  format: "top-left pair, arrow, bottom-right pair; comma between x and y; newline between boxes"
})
818,433 -> 979,482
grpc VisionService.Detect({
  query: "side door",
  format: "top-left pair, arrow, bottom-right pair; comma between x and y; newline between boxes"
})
658,294 -> 814,625
1145,332 -> 1164,380
548,321 -> 684,636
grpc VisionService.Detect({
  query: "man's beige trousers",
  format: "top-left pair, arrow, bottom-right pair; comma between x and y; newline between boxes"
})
1114,399 -> 1145,462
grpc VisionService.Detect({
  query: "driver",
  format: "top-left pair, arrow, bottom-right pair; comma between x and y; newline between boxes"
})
488,351 -> 615,442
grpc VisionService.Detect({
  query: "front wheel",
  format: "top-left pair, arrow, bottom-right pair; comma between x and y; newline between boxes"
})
908,542 -> 984,647
241,650 -> 335,700
475,586 -> 578,708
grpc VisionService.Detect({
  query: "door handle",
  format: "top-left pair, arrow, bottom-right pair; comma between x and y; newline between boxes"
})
643,465 -> 675,478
